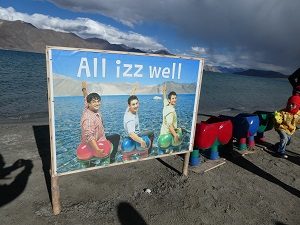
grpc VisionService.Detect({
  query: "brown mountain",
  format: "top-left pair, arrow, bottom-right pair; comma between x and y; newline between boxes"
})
53,74 -> 196,96
0,19 -> 169,54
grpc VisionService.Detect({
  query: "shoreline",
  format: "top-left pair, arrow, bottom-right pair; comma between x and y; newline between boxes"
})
0,116 -> 49,125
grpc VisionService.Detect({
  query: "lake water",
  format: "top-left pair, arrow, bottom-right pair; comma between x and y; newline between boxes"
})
0,49 -> 293,173
0,49 -> 48,121
0,49 -> 291,122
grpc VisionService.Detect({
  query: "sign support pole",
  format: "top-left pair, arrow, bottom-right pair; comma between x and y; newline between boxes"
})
51,171 -> 61,215
182,152 -> 190,176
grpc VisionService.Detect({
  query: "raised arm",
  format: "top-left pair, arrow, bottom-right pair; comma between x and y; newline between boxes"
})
162,83 -> 168,106
82,81 -> 88,98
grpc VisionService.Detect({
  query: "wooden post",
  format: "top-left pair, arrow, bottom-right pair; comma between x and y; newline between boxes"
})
47,49 -> 61,215
182,152 -> 190,176
51,174 -> 61,215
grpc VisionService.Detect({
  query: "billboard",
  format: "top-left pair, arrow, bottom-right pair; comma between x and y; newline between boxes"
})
46,47 -> 204,175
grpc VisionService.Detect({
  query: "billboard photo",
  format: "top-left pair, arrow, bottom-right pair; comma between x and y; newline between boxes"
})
46,47 -> 204,175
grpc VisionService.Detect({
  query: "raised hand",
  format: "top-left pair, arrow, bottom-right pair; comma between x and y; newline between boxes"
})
82,81 -> 87,90
81,81 -> 88,97
162,83 -> 167,93
130,83 -> 138,95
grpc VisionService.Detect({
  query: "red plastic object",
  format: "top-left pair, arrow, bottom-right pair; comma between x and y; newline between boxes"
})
76,143 -> 93,160
195,122 -> 218,149
217,120 -> 233,145
93,139 -> 112,158
76,139 -> 112,160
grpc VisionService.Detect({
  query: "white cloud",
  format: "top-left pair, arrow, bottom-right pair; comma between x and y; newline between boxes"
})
191,47 -> 208,55
0,6 -> 165,51
47,0 -> 300,74
2,0 -> 300,74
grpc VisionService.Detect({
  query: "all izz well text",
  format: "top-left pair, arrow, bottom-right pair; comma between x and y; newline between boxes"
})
77,57 -> 182,80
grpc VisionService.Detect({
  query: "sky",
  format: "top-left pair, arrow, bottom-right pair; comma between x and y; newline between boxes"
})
0,0 -> 299,74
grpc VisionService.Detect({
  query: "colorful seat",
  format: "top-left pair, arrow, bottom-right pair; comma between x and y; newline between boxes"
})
194,117 -> 233,160
253,111 -> 274,142
76,139 -> 113,160
233,113 -> 259,150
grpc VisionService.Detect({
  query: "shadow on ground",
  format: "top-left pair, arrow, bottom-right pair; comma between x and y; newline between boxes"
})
256,141 -> 300,166
118,202 -> 147,225
218,143 -> 300,198
0,154 -> 33,207
156,158 -> 181,175
32,125 -> 52,203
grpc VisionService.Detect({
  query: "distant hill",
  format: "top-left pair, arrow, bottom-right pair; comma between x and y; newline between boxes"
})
203,65 -> 245,73
203,64 -> 220,72
85,38 -> 145,53
215,66 -> 245,74
234,69 -> 287,78
0,19 -> 170,55
151,49 -> 173,55
204,67 -> 288,77
53,74 -> 196,96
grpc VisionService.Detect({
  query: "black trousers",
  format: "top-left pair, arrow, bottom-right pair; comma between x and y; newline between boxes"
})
106,134 -> 120,163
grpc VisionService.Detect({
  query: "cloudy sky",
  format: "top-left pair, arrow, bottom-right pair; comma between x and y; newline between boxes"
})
0,0 -> 299,74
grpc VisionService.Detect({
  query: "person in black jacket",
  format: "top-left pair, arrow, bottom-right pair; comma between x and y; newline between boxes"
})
288,68 -> 300,95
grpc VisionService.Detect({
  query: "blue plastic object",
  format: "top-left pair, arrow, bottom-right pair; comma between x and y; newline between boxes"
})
189,156 -> 200,166
121,137 -> 135,152
136,135 -> 151,151
210,150 -> 220,160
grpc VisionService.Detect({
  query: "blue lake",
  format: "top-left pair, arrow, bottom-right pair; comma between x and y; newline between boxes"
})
0,49 -> 293,174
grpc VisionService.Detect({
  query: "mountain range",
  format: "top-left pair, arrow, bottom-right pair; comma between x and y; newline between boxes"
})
53,74 -> 196,96
0,19 -> 287,77
234,69 -> 287,78
0,19 -> 168,55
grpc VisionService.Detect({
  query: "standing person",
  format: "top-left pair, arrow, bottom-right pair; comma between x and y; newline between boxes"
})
274,95 -> 300,158
77,82 -> 120,162
288,68 -> 300,95
160,84 -> 181,144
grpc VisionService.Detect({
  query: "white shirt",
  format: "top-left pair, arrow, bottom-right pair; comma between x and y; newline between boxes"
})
123,107 -> 140,135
